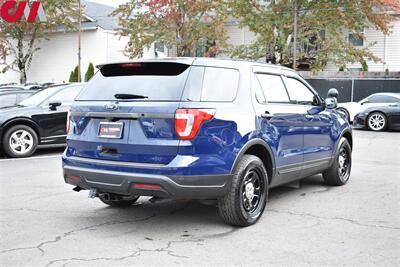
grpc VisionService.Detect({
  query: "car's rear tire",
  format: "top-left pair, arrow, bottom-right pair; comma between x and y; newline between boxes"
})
2,125 -> 38,158
367,112 -> 387,131
323,137 -> 352,186
99,195 -> 139,208
218,155 -> 268,227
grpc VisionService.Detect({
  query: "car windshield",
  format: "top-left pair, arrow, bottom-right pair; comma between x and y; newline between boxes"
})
19,87 -> 62,106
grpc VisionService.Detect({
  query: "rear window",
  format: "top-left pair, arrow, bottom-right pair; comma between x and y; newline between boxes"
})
76,63 -> 190,101
182,66 -> 239,102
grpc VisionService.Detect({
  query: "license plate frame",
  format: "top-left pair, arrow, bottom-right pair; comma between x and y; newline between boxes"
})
98,122 -> 124,139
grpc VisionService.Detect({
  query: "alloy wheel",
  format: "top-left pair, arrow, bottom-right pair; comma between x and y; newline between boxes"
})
368,113 -> 386,131
240,168 -> 265,214
9,130 -> 34,155
337,146 -> 350,183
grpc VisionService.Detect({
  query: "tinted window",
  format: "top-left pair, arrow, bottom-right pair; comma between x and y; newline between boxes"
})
17,93 -> 32,102
0,94 -> 17,108
254,75 -> 266,103
285,77 -> 316,105
44,85 -> 83,106
20,87 -> 62,106
256,74 -> 289,103
182,66 -> 204,102
77,63 -> 190,101
201,67 -> 239,102
182,66 -> 239,102
368,95 -> 400,103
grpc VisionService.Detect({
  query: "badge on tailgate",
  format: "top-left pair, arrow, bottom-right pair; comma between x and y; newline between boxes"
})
98,122 -> 124,139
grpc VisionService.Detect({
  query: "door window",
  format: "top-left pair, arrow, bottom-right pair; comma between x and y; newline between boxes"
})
0,94 -> 17,108
255,74 -> 289,103
17,93 -> 32,103
285,77 -> 316,105
367,95 -> 399,103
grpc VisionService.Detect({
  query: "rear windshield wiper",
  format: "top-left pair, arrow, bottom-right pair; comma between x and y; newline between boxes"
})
114,94 -> 148,100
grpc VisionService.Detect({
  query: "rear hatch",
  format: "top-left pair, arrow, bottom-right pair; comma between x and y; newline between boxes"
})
67,61 -> 192,165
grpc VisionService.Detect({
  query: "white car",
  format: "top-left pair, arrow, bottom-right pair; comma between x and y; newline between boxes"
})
337,92 -> 400,123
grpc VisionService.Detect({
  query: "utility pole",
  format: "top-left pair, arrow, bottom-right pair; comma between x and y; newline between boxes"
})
293,0 -> 297,70
78,0 -> 82,82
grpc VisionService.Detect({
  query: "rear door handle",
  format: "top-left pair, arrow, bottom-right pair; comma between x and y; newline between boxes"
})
261,112 -> 274,120
305,114 -> 314,120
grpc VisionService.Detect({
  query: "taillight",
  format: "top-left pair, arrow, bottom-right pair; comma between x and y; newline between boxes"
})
66,111 -> 71,133
175,109 -> 215,140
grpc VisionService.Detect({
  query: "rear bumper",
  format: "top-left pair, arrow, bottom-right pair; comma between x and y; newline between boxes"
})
63,164 -> 232,199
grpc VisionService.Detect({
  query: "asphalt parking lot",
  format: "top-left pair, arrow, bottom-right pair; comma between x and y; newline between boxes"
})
1,130 -> 399,266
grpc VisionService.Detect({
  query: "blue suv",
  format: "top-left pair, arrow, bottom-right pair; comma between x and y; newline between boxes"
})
63,58 -> 352,226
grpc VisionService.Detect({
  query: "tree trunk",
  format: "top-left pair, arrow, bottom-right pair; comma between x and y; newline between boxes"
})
17,35 -> 27,84
20,68 -> 27,84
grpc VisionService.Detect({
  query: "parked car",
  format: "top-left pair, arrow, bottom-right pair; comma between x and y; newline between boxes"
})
338,93 -> 400,123
353,102 -> 400,131
0,83 -> 86,158
62,58 -> 352,226
23,83 -> 44,91
0,90 -> 35,108
0,86 -> 25,91
0,83 -> 18,87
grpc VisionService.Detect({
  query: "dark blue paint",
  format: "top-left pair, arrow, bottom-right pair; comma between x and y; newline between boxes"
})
63,61 -> 351,185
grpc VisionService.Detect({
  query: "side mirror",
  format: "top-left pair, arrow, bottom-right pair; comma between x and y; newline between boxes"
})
360,100 -> 369,105
325,88 -> 338,109
325,97 -> 338,109
49,102 -> 62,111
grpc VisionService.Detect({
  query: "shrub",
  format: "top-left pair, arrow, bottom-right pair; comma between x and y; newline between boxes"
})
85,63 -> 95,82
69,66 -> 79,82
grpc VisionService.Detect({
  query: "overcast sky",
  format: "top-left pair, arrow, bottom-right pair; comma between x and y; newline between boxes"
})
88,0 -> 128,7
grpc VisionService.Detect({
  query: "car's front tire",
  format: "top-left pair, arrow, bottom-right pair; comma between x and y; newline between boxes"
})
323,137 -> 352,186
218,155 -> 268,227
2,125 -> 38,158
367,112 -> 387,131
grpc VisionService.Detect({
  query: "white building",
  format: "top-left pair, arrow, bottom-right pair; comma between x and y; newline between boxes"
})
225,14 -> 400,73
0,1 -> 158,84
1,3 -> 399,84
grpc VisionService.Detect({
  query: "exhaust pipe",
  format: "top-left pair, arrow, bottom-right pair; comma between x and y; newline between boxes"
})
73,186 -> 82,192
99,192 -> 111,201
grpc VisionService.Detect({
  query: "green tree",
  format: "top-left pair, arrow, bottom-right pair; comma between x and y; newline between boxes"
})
0,0 -> 79,83
68,71 -> 74,83
229,0 -> 400,71
84,63 -> 95,82
69,66 -> 79,83
113,0 -> 230,58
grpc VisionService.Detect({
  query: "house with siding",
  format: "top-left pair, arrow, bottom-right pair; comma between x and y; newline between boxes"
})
224,15 -> 400,73
0,2 -> 399,84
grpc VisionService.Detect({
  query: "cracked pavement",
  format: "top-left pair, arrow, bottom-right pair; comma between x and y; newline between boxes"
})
1,130 -> 399,266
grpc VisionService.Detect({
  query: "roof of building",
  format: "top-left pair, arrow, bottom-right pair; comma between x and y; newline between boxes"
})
82,1 -> 119,31
56,1 -> 119,32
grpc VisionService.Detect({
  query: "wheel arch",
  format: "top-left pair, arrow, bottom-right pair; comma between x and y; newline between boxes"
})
231,138 -> 276,184
336,107 -> 350,121
1,118 -> 41,143
341,129 -> 353,150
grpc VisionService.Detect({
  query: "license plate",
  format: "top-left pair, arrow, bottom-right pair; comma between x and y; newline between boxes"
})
98,122 -> 124,139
